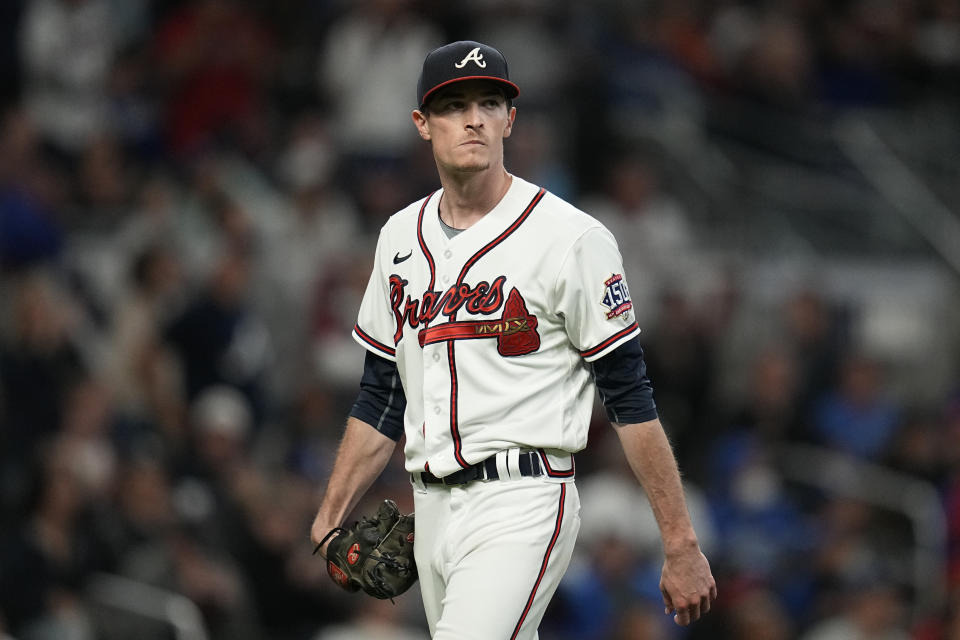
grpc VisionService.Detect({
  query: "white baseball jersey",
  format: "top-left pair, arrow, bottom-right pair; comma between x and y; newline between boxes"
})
352,175 -> 639,479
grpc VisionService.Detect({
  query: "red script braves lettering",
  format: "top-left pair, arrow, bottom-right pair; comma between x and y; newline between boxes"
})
390,275 -> 506,343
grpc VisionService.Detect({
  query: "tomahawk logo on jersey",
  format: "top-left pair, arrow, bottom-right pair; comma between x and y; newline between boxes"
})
352,176 -> 639,478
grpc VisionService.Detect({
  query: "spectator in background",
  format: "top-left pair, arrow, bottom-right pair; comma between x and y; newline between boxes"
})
308,251 -> 374,395
19,0 -> 116,155
502,110 -> 575,201
942,396 -> 960,601
104,40 -> 162,160
318,0 -> 441,165
592,3 -> 704,139
803,493 -> 919,634
583,152 -> 694,260
0,271 -> 87,514
734,13 -> 814,110
799,578 -> 910,640
105,243 -> 185,447
58,133 -> 140,322
608,604 -> 671,640
103,0 -> 150,51
165,385 -> 261,640
55,377 -> 119,511
717,580 -> 794,640
883,408 -> 946,485
147,527 -> 258,640
781,288 -> 844,421
721,347 -> 802,444
229,471 -> 355,640
258,111 -> 362,406
812,353 -> 902,460
913,0 -> 960,100
639,291 -> 716,463
705,430 -> 818,620
649,0 -> 723,87
814,0 -> 908,108
73,133 -> 134,231
164,244 -> 272,422
172,384 -> 254,530
109,455 -> 178,582
0,435 -> 110,640
0,108 -> 65,269
153,0 -> 275,157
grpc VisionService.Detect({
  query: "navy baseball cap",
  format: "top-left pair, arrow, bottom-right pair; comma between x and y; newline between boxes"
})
417,41 -> 520,110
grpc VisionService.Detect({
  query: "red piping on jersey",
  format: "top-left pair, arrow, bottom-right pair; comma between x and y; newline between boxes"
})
511,484 -> 566,640
417,192 -> 438,297
579,322 -> 639,359
354,324 -> 396,357
537,449 -> 576,478
455,188 -> 546,286
445,188 -> 546,469
447,341 -> 468,467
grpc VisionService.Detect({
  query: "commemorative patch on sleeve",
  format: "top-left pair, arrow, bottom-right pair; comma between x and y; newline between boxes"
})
601,274 -> 632,319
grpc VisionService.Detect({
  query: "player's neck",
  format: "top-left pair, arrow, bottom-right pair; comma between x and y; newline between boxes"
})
437,168 -> 512,230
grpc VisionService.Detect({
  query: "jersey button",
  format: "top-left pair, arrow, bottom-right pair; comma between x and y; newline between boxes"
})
443,250 -> 452,259
433,353 -> 440,362
434,406 -> 441,415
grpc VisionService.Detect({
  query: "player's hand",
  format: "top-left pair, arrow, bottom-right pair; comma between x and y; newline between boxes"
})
660,546 -> 717,626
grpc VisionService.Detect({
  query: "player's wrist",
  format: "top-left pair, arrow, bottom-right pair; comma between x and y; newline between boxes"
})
310,514 -> 340,547
313,526 -> 346,558
662,533 -> 700,558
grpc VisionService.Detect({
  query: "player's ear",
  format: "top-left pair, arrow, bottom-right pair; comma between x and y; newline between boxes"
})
412,109 -> 431,141
502,106 -> 516,139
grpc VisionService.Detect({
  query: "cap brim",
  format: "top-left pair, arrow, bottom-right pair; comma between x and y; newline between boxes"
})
420,76 -> 520,109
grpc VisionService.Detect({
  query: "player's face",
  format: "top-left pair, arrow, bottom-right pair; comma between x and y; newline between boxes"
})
412,81 -> 516,175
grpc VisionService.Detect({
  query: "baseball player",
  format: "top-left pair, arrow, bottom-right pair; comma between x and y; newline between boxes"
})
311,40 -> 716,638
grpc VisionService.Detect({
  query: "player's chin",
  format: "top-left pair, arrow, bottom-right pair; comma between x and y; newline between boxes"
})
452,160 -> 491,174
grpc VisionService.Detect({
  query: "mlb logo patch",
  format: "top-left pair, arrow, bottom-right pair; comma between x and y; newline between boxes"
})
601,274 -> 632,319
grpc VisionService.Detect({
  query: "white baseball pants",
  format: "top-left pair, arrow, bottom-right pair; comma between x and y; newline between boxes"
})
411,465 -> 580,640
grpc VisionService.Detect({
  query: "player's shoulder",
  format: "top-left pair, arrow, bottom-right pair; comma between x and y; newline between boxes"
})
520,178 -> 608,240
380,191 -> 437,234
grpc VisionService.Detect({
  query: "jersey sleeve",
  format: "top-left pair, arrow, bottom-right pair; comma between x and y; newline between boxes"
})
352,228 -> 398,362
555,226 -> 640,362
350,351 -> 406,440
590,337 -> 658,424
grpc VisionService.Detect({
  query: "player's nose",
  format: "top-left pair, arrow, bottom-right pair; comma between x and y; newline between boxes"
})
464,102 -> 484,128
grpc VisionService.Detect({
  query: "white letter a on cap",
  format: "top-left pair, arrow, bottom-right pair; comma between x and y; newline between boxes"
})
455,47 -> 487,69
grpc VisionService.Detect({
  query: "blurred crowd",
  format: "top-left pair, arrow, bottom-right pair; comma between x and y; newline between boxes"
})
1,1 -> 959,639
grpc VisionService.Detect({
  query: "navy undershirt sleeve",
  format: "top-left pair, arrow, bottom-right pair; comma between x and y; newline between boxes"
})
589,337 -> 659,424
349,351 -> 406,441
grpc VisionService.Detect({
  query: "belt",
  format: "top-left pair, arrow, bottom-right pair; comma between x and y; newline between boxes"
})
416,451 -> 543,486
